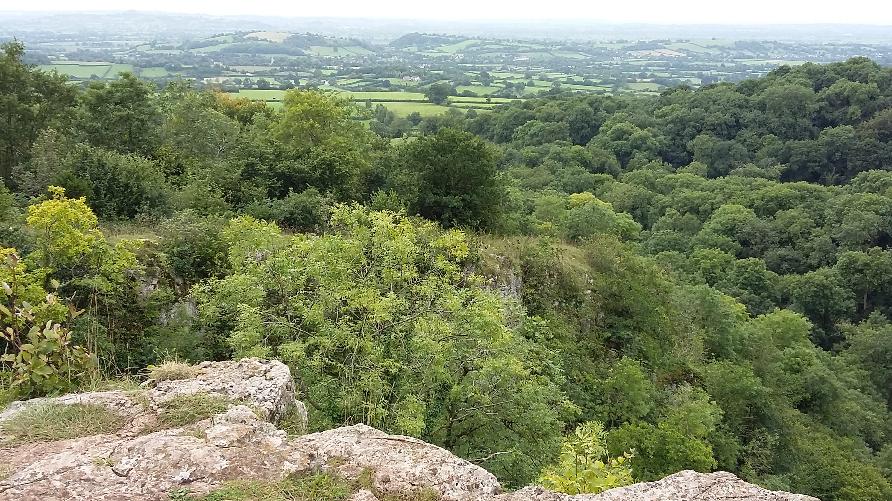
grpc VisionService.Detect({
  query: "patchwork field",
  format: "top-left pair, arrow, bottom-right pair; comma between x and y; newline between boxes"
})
39,61 -> 134,79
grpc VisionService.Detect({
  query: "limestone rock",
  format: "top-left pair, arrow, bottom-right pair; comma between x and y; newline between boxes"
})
350,490 -> 381,501
0,359 -> 302,500
495,472 -> 820,500
147,358 -> 301,423
289,423 -> 501,500
588,470 -> 819,501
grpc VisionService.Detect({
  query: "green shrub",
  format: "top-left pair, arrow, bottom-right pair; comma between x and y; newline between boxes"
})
0,250 -> 97,397
157,210 -> 229,288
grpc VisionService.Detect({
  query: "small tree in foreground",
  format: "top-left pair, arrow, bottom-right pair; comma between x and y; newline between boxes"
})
539,421 -> 635,495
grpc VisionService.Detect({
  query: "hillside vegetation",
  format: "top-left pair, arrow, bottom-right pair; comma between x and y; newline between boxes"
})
2,41 -> 892,500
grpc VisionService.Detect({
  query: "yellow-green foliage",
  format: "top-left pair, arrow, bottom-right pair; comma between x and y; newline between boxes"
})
25,186 -> 138,280
539,421 -> 635,495
26,186 -> 103,270
0,402 -> 122,444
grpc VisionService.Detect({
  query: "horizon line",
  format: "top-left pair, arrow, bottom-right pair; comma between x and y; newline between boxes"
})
1,10 -> 892,27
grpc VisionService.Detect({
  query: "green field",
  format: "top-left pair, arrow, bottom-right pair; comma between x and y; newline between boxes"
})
379,102 -> 452,117
452,103 -> 498,109
307,46 -> 373,57
438,39 -> 480,53
449,96 -> 515,103
191,43 -> 236,53
456,85 -> 503,96
236,89 -> 287,101
345,91 -> 426,101
625,82 -> 664,91
39,61 -> 134,79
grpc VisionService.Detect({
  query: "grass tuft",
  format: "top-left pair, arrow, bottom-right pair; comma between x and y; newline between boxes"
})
277,405 -> 308,436
156,393 -> 230,428
0,403 -> 123,444
0,370 -> 17,411
201,472 -> 352,501
147,360 -> 198,383
197,468 -> 440,501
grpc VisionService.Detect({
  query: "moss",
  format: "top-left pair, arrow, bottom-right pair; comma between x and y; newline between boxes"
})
156,393 -> 230,428
0,402 -> 123,444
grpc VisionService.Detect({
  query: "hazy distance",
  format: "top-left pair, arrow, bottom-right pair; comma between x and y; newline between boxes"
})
5,0 -> 892,25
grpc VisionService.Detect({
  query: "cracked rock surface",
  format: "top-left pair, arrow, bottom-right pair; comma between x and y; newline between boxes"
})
0,359 -> 818,501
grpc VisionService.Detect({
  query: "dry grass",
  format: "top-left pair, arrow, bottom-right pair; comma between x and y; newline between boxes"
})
0,403 -> 123,444
156,393 -> 230,428
146,360 -> 198,383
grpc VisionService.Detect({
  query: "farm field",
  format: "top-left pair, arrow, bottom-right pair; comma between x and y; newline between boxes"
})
448,96 -> 515,103
21,23 -> 887,120
231,89 -> 477,117
307,46 -> 373,56
376,101 -> 452,117
455,85 -> 502,95
39,61 -> 134,79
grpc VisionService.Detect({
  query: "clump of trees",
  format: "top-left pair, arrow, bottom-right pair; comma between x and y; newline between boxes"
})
2,41 -> 892,499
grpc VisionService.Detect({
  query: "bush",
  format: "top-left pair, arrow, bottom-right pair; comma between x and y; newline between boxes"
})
539,421 -> 635,495
62,144 -> 170,219
158,211 -> 229,288
274,188 -> 331,233
0,250 -> 97,397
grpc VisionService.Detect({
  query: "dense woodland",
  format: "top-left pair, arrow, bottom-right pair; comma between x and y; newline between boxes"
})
3,40 -> 892,499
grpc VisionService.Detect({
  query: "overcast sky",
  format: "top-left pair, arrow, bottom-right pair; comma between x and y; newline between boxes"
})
4,0 -> 892,25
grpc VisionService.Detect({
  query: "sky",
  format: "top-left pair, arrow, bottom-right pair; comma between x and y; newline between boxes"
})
4,0 -> 892,25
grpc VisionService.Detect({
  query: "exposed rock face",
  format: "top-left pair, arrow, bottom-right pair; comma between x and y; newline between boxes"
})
0,359 -> 303,500
0,359 -> 819,501
590,470 -> 819,500
496,471 -> 819,500
291,423 -> 501,500
147,359 -> 299,423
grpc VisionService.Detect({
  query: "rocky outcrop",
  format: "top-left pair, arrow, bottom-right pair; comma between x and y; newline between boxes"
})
291,423 -> 501,500
589,470 -> 818,500
0,359 -> 819,501
496,471 -> 819,500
